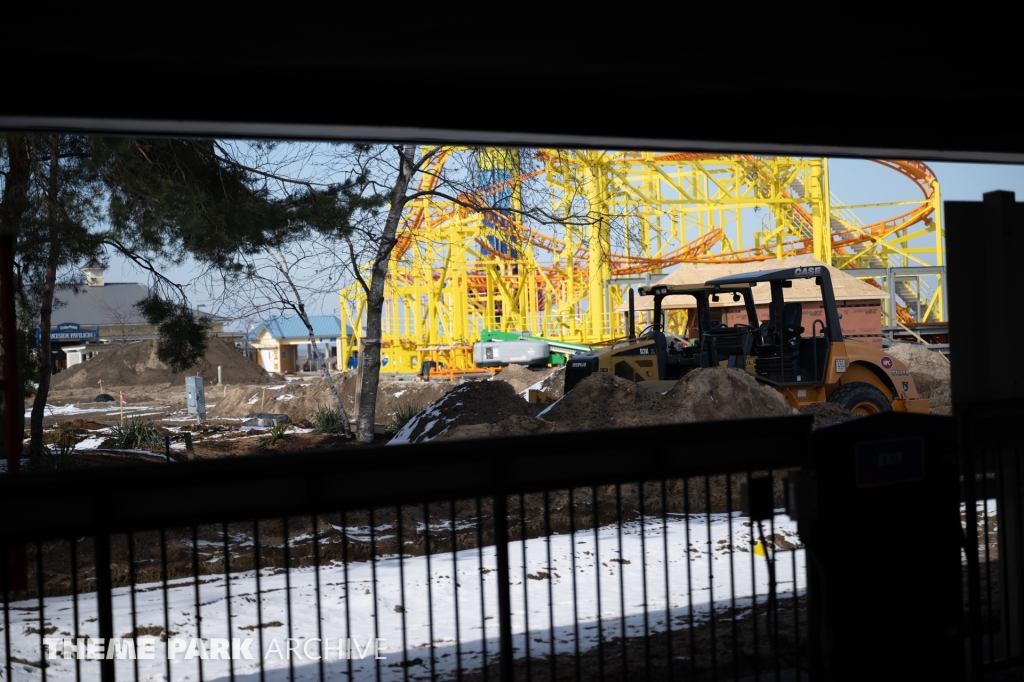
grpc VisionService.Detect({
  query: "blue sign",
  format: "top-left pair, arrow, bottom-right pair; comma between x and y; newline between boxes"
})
855,437 -> 925,487
40,323 -> 99,344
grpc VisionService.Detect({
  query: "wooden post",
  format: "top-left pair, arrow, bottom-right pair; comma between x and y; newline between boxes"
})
183,432 -> 195,461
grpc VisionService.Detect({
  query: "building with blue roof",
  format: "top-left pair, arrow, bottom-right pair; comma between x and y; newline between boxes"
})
250,315 -> 352,373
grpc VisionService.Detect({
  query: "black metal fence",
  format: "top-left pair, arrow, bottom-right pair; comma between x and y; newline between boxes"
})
1,417 -> 812,682
960,401 -> 1024,678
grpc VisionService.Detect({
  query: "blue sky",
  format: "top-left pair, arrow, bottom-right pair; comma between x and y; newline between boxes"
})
98,154 -> 1024,328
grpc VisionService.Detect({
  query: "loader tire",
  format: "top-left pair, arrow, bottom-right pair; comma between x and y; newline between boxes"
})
828,381 -> 892,416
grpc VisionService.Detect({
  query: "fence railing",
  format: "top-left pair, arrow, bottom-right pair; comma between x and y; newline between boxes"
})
1,416 -> 812,682
959,401 -> 1024,678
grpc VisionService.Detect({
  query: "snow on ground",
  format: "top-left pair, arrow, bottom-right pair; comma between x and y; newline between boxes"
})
75,436 -> 107,449
1,512 -> 802,681
0,458 -> 30,474
26,404 -> 168,418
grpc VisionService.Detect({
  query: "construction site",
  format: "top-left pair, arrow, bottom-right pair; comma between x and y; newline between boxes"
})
20,150 -> 954,464
339,151 -> 946,377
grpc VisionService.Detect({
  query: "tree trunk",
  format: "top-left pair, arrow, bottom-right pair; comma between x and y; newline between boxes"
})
0,135 -> 32,465
29,139 -> 61,458
357,145 -> 416,444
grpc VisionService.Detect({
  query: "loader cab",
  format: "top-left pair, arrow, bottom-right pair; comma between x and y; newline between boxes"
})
704,265 -> 842,385
636,282 -> 756,378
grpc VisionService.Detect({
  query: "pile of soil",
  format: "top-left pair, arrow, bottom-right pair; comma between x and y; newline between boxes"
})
800,402 -> 854,429
211,374 -> 455,424
389,380 -> 541,445
51,339 -> 271,389
489,363 -> 557,394
537,369 -> 796,434
539,373 -> 666,432
434,414 -> 556,442
886,342 -> 951,415
664,368 -> 797,423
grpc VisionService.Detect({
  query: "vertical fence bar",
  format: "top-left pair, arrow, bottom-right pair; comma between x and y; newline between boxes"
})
982,448 -> 996,663
518,494 -> 531,681
160,529 -> 172,682
254,521 -> 267,682
311,515 -> 323,682
543,490 -> 555,682
191,526 -> 204,682
94,532 -> 115,682
684,479 -> 696,680
451,499 -> 463,682
71,537 -> 81,682
424,503 -> 436,681
492,492 -> 514,681
474,497 -> 488,681
569,488 -> 581,682
36,539 -> 46,682
397,507 -> 409,682
2,541 -> 11,682
704,476 -> 716,678
282,516 -> 294,682
638,482 -> 651,682
223,522 -> 236,682
369,509 -> 381,682
726,475 -> 738,681
127,533 -> 139,682
615,483 -> 627,677
661,480 -> 673,682
341,510 -> 353,682
592,485 -> 605,681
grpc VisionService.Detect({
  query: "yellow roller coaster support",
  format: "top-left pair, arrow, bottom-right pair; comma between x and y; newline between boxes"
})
340,151 -> 943,375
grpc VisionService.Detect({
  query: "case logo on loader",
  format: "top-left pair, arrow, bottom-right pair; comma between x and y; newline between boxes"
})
794,266 -> 822,276
880,356 -> 893,369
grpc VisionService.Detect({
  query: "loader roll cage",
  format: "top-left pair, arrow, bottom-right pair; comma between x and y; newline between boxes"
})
704,266 -> 843,385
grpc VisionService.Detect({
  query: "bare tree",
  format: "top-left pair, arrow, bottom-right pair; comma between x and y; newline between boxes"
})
213,240 -> 354,432
333,145 -> 587,443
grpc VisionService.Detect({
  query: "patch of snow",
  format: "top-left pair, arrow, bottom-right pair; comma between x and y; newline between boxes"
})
392,390 -> 407,398
518,379 -> 545,398
264,384 -> 287,390
247,394 -> 260,405
1,513 -> 803,680
275,394 -> 296,401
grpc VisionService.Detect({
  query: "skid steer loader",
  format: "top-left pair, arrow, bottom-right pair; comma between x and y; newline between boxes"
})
564,265 -> 929,415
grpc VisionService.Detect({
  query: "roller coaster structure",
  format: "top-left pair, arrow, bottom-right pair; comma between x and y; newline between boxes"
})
339,150 -> 943,375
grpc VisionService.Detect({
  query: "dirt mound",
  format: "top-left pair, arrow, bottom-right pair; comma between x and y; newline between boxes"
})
389,380 -> 540,445
490,364 -> 556,394
530,365 -> 566,399
664,368 -> 797,423
800,402 -> 854,429
538,373 -> 667,432
210,374 -> 456,424
433,414 -> 556,442
886,342 -> 951,415
51,339 -> 271,389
